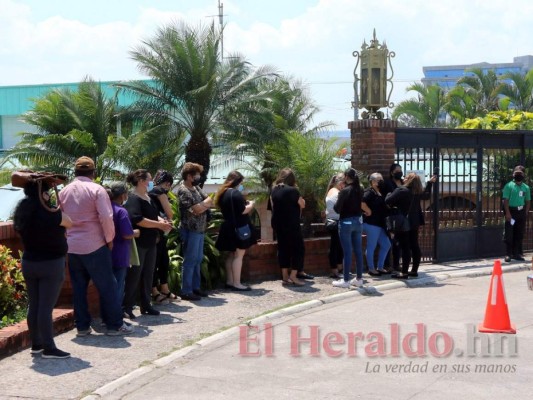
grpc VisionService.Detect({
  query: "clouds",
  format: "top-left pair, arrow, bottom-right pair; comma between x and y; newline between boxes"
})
0,0 -> 532,129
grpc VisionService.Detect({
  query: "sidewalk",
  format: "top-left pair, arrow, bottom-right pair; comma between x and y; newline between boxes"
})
0,256 -> 530,399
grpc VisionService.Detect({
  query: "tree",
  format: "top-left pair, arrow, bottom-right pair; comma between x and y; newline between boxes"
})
498,69 -> 533,111
117,21 -> 277,184
3,77 -> 122,179
444,85 -> 479,125
455,68 -> 501,114
392,83 -> 447,127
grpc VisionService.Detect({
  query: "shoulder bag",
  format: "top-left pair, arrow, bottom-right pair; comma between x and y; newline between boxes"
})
386,193 -> 414,233
230,189 -> 252,241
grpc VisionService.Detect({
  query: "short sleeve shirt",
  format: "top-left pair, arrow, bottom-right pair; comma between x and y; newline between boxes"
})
503,181 -> 531,208
270,184 -> 301,231
124,193 -> 160,248
177,184 -> 208,233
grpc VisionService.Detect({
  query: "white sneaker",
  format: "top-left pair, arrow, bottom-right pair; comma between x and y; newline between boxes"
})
332,279 -> 351,288
350,278 -> 364,287
106,323 -> 134,336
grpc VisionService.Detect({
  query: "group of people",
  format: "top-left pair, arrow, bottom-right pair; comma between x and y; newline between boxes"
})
12,158 -> 260,359
324,164 -> 437,289
14,154 -> 528,361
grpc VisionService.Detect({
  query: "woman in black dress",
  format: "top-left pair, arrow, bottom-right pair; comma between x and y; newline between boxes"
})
215,170 -> 257,291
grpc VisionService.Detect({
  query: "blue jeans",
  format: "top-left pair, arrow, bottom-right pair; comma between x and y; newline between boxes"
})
363,223 -> 391,271
68,246 -> 123,330
112,267 -> 128,309
338,216 -> 364,281
180,228 -> 205,295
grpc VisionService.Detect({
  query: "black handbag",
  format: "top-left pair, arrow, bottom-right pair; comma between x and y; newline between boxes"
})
386,195 -> 414,232
231,189 -> 251,241
325,218 -> 339,232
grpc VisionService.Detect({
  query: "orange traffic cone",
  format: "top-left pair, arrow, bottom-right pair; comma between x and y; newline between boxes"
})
478,259 -> 516,334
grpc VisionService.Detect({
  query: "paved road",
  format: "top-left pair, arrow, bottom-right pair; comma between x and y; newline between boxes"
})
93,269 -> 533,400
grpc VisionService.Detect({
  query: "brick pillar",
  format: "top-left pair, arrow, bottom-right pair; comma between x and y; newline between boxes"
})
348,119 -> 398,178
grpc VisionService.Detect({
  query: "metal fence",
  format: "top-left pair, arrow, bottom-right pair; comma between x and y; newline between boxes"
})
395,128 -> 533,262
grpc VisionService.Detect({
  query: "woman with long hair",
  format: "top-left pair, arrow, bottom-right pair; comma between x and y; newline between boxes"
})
214,170 -> 257,291
332,168 -> 371,289
270,168 -> 312,286
362,172 -> 391,276
324,172 -> 345,278
385,172 -> 435,279
123,169 -> 173,318
149,170 -> 179,302
14,179 -> 72,358
382,163 -> 404,272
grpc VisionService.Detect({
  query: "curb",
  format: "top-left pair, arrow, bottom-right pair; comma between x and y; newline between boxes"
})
80,263 -> 530,399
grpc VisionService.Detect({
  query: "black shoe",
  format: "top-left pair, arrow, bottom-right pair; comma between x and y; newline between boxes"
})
367,270 -> 381,277
224,283 -> 234,289
232,285 -> 252,292
391,273 -> 409,280
181,293 -> 202,301
377,269 -> 390,275
30,345 -> 44,354
42,348 -> 71,359
512,255 -> 525,261
505,256 -> 512,263
296,272 -> 315,280
193,289 -> 208,297
408,272 -> 419,278
123,309 -> 137,320
140,307 -> 160,316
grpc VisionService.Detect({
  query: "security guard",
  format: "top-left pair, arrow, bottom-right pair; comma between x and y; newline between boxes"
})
502,165 -> 531,262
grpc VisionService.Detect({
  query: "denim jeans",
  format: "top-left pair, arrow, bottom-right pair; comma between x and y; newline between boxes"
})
338,216 -> 364,281
112,267 -> 128,309
180,228 -> 205,295
68,246 -> 123,330
363,223 -> 391,271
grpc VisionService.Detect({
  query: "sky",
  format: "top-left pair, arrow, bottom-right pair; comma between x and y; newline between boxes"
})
1,0 -> 533,131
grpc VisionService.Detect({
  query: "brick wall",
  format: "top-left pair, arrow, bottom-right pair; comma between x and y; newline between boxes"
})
348,119 -> 398,177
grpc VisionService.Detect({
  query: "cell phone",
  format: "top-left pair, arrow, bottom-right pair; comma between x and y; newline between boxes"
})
433,167 -> 440,176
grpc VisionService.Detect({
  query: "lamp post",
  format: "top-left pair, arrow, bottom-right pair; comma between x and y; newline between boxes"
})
352,29 -> 395,119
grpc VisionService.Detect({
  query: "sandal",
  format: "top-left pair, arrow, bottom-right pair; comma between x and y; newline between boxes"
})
282,279 -> 305,287
152,293 -> 169,303
160,291 -> 180,302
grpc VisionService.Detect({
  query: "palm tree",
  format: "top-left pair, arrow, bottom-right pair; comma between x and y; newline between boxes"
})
444,85 -> 479,125
456,68 -> 501,113
498,69 -> 533,111
392,83 -> 446,127
117,21 -> 277,183
3,77 -> 122,178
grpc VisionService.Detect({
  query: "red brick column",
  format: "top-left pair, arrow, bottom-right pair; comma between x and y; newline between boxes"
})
348,119 -> 398,177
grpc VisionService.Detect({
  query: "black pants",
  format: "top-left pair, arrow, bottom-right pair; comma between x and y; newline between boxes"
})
328,229 -> 343,268
22,257 -> 65,351
275,228 -> 305,272
504,208 -> 526,257
123,244 -> 157,311
396,228 -> 421,275
153,235 -> 170,287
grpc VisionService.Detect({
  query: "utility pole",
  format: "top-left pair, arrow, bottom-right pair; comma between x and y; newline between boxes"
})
218,0 -> 224,61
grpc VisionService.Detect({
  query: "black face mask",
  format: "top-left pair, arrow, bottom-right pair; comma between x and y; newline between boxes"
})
192,176 -> 202,186
514,174 -> 524,182
377,181 -> 385,191
393,172 -> 403,180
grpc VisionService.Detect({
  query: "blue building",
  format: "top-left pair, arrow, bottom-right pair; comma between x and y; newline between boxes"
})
0,81 -> 136,151
422,55 -> 533,91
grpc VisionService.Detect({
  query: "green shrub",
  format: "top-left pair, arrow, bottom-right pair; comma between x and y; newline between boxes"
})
0,245 -> 27,328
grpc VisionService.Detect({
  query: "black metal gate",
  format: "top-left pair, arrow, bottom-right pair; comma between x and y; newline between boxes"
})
395,128 -> 533,263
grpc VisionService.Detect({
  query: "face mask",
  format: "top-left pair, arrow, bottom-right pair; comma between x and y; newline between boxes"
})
161,188 -> 169,194
192,176 -> 202,186
237,184 -> 244,192
377,181 -> 385,191
147,181 -> 154,191
514,174 -> 524,182
393,172 -> 403,180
